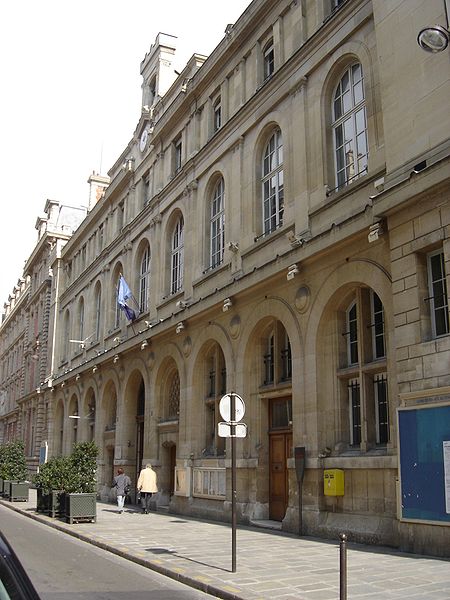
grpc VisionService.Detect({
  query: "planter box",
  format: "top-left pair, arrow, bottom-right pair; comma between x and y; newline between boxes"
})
36,488 -> 49,513
49,491 -> 64,518
9,482 -> 29,502
64,493 -> 96,524
2,480 -> 12,499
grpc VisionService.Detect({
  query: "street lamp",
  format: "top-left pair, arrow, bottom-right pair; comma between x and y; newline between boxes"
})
417,24 -> 450,52
417,0 -> 450,53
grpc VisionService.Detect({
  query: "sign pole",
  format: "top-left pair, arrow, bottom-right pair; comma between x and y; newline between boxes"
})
231,392 -> 237,572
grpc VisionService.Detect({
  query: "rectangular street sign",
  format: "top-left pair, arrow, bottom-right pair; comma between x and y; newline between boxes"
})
218,422 -> 247,438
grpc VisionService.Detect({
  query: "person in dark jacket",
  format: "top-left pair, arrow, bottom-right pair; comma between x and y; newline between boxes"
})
112,467 -> 131,514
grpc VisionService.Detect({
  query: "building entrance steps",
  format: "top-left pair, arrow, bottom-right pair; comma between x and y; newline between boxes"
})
2,489 -> 450,600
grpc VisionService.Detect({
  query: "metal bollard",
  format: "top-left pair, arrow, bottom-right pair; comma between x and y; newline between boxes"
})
339,533 -> 347,600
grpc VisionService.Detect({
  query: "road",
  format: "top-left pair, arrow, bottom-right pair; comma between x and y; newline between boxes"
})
0,505 -> 217,599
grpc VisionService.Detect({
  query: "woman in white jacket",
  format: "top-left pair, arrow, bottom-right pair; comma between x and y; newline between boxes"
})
137,463 -> 158,514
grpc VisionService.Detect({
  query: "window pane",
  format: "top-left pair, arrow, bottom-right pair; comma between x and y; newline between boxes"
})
349,380 -> 361,446
375,374 -> 389,444
428,251 -> 449,336
353,80 -> 364,105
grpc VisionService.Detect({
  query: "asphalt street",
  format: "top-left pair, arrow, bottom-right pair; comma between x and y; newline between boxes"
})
0,504 -> 216,599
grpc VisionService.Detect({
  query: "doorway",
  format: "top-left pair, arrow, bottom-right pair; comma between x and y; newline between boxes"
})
269,397 -> 292,521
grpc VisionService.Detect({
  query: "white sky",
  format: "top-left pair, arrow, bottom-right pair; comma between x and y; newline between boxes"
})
0,0 -> 250,308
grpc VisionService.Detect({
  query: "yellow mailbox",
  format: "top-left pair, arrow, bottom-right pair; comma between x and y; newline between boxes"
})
324,469 -> 344,496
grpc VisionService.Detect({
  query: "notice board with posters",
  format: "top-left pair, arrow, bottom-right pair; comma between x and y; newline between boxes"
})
398,403 -> 450,524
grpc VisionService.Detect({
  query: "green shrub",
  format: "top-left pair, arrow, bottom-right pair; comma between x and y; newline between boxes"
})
0,441 -> 28,481
65,441 -> 99,494
33,456 -> 71,492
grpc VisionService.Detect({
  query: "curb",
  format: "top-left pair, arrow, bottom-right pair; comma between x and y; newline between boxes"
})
0,499 -> 245,600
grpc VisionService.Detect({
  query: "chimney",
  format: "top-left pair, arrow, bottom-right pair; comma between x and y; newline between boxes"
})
87,172 -> 109,211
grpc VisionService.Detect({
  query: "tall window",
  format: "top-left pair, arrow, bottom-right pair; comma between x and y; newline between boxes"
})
262,321 -> 292,386
167,371 -> 180,420
263,39 -> 274,80
332,63 -> 368,189
139,246 -> 150,313
346,302 -> 358,365
374,373 -> 389,444
63,310 -> 70,361
78,298 -> 85,343
98,224 -> 104,252
205,344 -> 226,456
213,97 -> 222,132
210,178 -> 225,269
427,250 -> 449,337
94,286 -> 101,341
339,290 -> 389,450
174,137 -> 182,174
262,129 -> 284,235
171,216 -> 184,294
348,379 -> 361,446
371,291 -> 385,359
143,173 -> 151,207
114,275 -> 121,328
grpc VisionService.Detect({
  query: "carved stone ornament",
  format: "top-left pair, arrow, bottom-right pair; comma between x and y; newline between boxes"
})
295,285 -> 311,314
183,336 -> 192,357
229,314 -> 241,339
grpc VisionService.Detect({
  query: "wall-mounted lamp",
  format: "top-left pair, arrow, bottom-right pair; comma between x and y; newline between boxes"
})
223,297 -> 233,312
141,340 -> 149,350
176,321 -> 185,334
417,24 -> 449,52
368,221 -> 384,243
287,264 -> 299,281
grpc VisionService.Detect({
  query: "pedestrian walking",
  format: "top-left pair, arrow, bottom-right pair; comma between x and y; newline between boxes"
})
137,463 -> 158,514
112,467 -> 132,514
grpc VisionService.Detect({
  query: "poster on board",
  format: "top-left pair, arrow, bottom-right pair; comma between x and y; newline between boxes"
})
443,441 -> 450,514
398,403 -> 450,524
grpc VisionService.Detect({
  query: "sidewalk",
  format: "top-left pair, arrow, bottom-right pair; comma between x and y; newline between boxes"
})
1,490 -> 450,600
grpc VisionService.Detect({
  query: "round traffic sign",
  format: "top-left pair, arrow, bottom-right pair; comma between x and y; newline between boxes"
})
219,393 -> 245,422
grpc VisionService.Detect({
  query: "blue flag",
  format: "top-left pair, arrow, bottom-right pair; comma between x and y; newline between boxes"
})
117,276 -> 137,321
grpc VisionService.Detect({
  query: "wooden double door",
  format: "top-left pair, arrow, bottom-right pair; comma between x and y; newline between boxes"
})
269,397 -> 293,521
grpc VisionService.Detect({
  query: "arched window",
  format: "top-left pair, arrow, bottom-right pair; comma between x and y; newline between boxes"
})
171,216 -> 184,294
262,129 -> 284,235
210,178 -> 225,269
332,63 -> 368,189
167,371 -> 180,420
139,245 -> 150,312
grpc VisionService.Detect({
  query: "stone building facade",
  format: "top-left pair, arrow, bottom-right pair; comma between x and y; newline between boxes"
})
3,0 -> 450,556
0,200 -> 87,470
